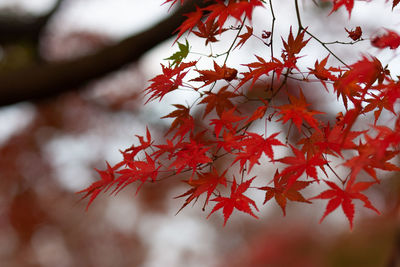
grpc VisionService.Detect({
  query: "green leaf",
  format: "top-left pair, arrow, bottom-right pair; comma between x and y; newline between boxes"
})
165,39 -> 190,66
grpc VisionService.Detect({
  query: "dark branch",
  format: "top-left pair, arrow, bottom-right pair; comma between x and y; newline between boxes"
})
0,0 -> 211,107
0,0 -> 64,44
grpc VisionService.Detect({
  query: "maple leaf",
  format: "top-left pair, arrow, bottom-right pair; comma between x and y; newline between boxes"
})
282,27 -> 310,59
344,137 -> 400,185
210,108 -> 246,137
169,137 -> 212,177
234,25 -> 253,49
329,0 -> 354,17
193,19 -> 227,45
310,180 -> 380,229
174,7 -> 203,42
371,29 -> 400,49
114,153 -> 160,195
191,61 -> 238,87
78,162 -> 116,210
164,39 -> 190,67
345,26 -> 362,41
161,104 -> 194,140
198,85 -> 240,118
123,127 -> 153,156
216,129 -> 245,152
245,100 -> 268,124
208,177 -> 259,226
308,55 -> 339,90
363,92 -> 395,124
259,170 -> 312,216
152,139 -> 177,160
275,89 -> 324,132
298,122 -> 363,159
233,132 -> 285,172
277,145 -> 327,186
239,56 -> 284,89
145,61 -> 196,103
175,167 -> 227,213
203,0 -> 263,32
334,56 -> 385,109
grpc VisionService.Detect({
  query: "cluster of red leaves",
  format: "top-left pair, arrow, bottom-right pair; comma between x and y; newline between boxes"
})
80,0 -> 400,229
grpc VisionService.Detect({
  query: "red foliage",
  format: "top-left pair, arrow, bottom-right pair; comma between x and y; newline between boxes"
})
79,0 -> 400,229
207,177 -> 259,226
371,29 -> 400,49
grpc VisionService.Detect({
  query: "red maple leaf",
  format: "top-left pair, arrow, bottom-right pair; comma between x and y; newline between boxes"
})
169,137 -> 212,177
191,61 -> 238,87
329,0 -> 354,17
78,162 -> 116,210
310,180 -> 380,229
371,29 -> 400,49
275,89 -> 324,132
175,167 -> 227,213
145,61 -> 196,103
245,100 -> 268,124
193,19 -> 227,45
308,55 -> 339,90
208,177 -> 259,226
210,108 -> 246,137
282,27 -> 310,61
114,153 -> 160,195
239,56 -> 284,88
216,129 -> 245,152
203,0 -> 263,32
123,127 -> 153,158
298,122 -> 363,159
161,104 -> 194,140
259,170 -> 312,216
345,26 -> 362,40
174,7 -> 203,41
344,136 -> 400,185
233,132 -> 285,172
198,85 -> 240,118
277,145 -> 327,186
235,25 -> 253,49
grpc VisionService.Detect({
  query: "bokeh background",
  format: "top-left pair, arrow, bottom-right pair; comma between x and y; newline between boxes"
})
0,0 -> 400,266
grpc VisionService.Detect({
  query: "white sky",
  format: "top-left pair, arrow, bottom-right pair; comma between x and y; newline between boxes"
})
0,0 -> 170,38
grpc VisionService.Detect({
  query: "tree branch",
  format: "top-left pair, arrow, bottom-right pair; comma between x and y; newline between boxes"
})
0,0 -> 211,107
0,0 -> 65,44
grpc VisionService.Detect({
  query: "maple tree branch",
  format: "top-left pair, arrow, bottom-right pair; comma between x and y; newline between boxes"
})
0,0 -> 64,45
303,29 -> 349,67
268,0 -> 276,90
294,0 -> 303,34
293,0 -> 349,67
0,0 -> 213,107
223,18 -> 246,65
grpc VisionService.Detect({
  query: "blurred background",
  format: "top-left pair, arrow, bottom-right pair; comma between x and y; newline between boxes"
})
0,0 -> 400,266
